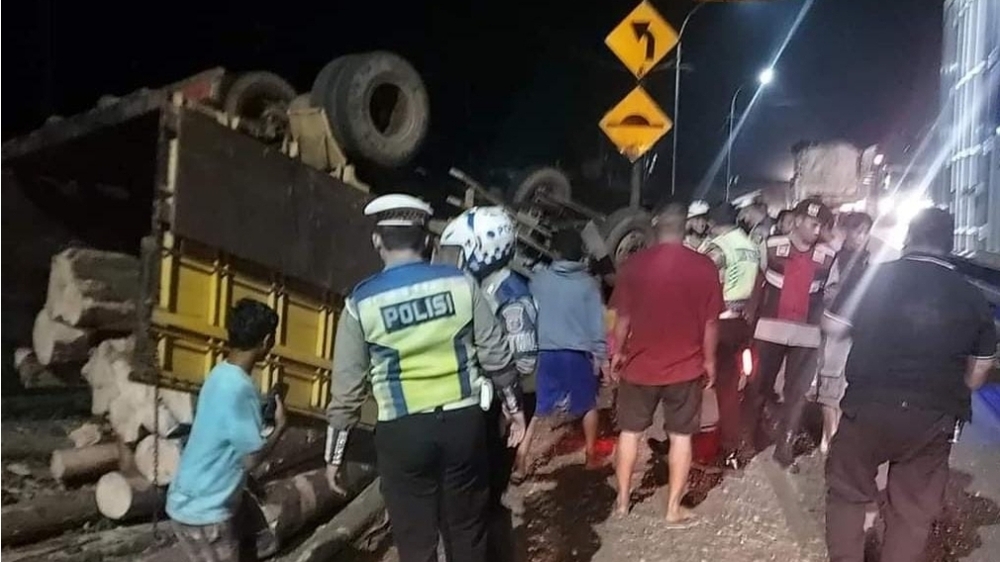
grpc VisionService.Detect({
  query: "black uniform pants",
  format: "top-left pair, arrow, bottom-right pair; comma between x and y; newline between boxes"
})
743,340 -> 818,451
484,400 -> 515,562
825,403 -> 954,562
716,318 -> 751,454
375,405 -> 490,562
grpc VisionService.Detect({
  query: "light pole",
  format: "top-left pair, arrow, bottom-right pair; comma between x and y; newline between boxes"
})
669,2 -> 706,196
725,67 -> 774,200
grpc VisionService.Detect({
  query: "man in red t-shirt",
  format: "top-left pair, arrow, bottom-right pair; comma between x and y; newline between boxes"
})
609,201 -> 723,527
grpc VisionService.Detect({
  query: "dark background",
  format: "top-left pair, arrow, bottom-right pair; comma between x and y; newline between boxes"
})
2,0 -> 942,204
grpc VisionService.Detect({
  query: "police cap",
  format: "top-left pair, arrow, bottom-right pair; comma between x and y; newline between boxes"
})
364,194 -> 434,227
792,199 -> 833,225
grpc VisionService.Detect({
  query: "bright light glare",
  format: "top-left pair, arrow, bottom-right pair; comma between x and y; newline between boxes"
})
758,67 -> 775,85
887,196 -> 935,249
878,194 -> 896,216
873,153 -> 885,166
741,348 -> 754,376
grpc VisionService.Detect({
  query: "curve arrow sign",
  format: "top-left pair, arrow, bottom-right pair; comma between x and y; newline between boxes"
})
630,21 -> 655,61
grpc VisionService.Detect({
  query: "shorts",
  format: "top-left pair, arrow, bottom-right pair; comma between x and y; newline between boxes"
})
617,378 -> 702,436
534,350 -> 598,418
817,336 -> 851,408
171,518 -> 241,562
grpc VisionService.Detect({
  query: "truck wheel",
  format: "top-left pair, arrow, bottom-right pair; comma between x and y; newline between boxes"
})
310,55 -> 358,111
511,167 -> 572,210
322,52 -> 429,168
223,71 -> 297,141
602,207 -> 653,266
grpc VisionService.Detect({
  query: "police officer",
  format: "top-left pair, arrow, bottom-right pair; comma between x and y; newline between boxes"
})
439,206 -> 538,562
685,200 -> 711,250
702,202 -> 760,469
746,198 -> 837,472
325,194 -> 527,562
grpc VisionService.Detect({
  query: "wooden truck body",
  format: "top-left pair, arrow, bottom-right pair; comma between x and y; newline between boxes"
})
3,69 -> 381,419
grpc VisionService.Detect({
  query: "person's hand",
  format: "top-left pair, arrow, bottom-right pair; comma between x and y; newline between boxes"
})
599,359 -> 614,385
326,463 -> 348,495
505,411 -> 527,448
273,395 -> 287,431
703,362 -> 717,389
609,354 -> 625,382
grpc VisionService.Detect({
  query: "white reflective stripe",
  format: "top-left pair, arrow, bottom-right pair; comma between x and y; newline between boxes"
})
413,394 -> 480,414
765,269 -> 823,293
754,318 -> 822,348
903,255 -> 956,270
765,269 -> 784,288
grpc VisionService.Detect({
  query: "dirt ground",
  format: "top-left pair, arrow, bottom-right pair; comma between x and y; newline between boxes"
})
367,399 -> 1000,562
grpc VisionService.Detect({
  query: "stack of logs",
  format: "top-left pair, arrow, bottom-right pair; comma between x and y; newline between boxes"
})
4,247 -> 377,556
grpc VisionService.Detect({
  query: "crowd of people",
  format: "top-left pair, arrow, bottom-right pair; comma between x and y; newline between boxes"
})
160,190 -> 996,562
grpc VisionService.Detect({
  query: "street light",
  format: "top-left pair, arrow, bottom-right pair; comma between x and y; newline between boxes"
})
725,67 -> 775,200
669,2 -> 707,196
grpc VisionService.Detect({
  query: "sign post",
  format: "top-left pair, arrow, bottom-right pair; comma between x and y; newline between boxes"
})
601,1 -> 679,208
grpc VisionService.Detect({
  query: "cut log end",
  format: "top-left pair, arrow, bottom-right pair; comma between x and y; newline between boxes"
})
96,471 -> 161,521
47,248 -> 140,330
134,436 -> 182,486
32,309 -> 91,366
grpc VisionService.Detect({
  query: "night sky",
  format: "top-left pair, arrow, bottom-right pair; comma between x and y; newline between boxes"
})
3,0 -> 942,204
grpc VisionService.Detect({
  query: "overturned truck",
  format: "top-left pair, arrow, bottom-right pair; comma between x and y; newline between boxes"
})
1,55 -> 434,557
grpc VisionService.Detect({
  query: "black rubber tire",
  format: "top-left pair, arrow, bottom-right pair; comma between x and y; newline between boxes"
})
510,167 -> 573,209
320,51 -> 429,169
601,207 -> 653,266
309,55 -> 358,113
222,71 -> 297,119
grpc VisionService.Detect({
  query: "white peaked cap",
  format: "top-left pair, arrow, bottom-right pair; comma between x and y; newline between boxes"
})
688,200 -> 710,219
364,194 -> 434,226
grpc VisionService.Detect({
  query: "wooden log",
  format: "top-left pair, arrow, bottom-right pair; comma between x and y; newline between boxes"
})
32,309 -> 91,366
95,471 -> 162,521
67,422 -> 103,448
46,248 -> 140,330
0,488 -> 101,547
107,393 -> 144,444
82,338 -> 134,415
288,478 -> 386,562
3,522 -> 158,562
14,348 -> 84,389
49,442 -> 120,483
133,435 -> 182,485
251,461 -> 378,558
252,426 -> 326,482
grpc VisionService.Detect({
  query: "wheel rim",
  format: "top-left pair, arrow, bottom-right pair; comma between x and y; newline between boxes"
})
614,230 -> 648,264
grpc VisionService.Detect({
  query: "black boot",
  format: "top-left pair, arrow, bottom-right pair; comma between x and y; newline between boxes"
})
772,431 -> 799,473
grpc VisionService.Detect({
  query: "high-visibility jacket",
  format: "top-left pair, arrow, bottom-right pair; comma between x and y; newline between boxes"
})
705,228 -> 760,305
351,262 -> 486,420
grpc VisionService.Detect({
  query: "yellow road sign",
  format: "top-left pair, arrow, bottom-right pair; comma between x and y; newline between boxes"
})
604,1 -> 679,79
599,86 -> 673,162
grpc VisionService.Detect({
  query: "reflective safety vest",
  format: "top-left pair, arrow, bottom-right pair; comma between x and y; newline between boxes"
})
351,262 -> 482,421
707,228 -> 760,304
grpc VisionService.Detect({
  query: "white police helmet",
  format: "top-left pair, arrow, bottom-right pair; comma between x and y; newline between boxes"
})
688,200 -> 710,219
439,206 -> 517,276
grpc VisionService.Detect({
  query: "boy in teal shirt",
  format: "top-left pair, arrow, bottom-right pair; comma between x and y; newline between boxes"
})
167,299 -> 287,561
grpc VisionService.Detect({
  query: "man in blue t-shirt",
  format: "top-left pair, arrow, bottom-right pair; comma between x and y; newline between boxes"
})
167,299 -> 288,562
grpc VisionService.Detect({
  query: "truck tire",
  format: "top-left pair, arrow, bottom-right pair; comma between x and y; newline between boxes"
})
223,71 -> 297,141
310,55 -> 358,111
223,71 -> 297,118
601,207 -> 653,266
320,52 -> 429,169
511,167 -> 572,210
